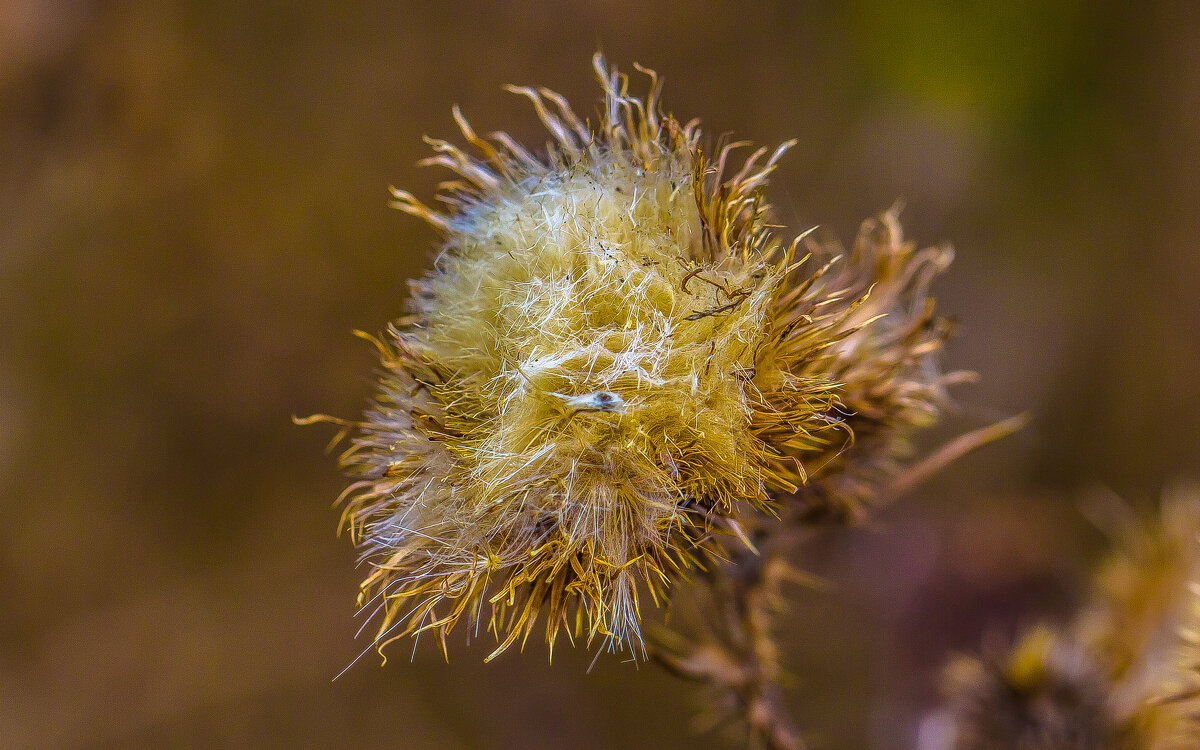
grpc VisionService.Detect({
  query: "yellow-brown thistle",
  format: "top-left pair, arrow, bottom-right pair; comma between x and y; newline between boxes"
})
319,55 -> 955,662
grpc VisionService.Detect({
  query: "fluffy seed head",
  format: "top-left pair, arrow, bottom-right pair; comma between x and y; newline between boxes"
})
325,55 -> 954,661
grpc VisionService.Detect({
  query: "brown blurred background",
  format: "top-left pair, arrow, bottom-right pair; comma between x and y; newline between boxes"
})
2,1 -> 1198,748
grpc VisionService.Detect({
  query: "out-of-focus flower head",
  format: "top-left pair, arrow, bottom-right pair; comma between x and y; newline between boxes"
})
939,627 -> 1118,750
932,485 -> 1200,750
1081,484 -> 1200,749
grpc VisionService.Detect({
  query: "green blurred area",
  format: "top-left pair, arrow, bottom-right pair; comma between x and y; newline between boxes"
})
2,1 -> 1198,748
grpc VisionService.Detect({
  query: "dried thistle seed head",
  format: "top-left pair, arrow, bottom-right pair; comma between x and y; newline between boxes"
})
328,55 -> 954,662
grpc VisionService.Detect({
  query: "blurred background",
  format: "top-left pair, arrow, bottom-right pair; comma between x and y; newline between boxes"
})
2,1 -> 1198,748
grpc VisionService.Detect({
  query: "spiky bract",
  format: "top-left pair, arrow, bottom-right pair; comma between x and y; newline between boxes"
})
769,210 -> 956,522
332,55 -> 953,661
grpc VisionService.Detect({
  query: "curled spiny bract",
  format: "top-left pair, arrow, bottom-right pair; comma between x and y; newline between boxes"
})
332,55 -> 954,662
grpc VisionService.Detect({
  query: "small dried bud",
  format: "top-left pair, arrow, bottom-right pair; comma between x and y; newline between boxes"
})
940,627 -> 1118,750
317,55 -> 955,662
931,486 -> 1200,750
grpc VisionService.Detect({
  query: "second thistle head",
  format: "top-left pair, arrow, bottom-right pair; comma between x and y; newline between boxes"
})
329,54 -> 955,661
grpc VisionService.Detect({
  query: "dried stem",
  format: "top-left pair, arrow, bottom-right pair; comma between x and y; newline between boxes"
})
651,416 -> 1030,748
651,529 -> 812,750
